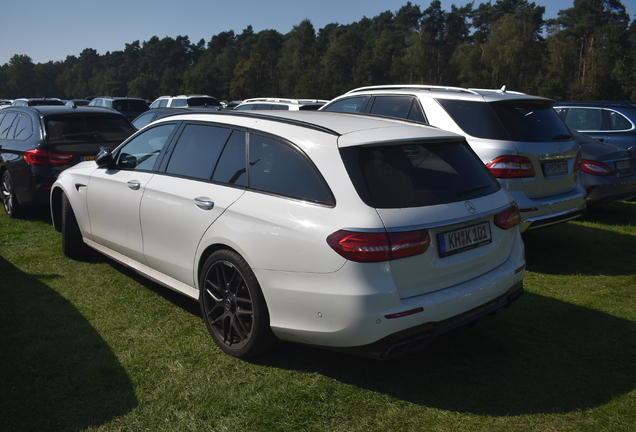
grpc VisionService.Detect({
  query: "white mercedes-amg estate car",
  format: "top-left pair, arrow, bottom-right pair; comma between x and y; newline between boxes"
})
51,110 -> 525,359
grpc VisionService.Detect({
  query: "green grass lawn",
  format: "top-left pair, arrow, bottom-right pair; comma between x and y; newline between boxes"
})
1,202 -> 635,431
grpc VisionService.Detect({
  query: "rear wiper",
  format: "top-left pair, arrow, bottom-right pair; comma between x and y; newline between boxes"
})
456,184 -> 490,197
551,134 -> 571,140
63,130 -> 102,138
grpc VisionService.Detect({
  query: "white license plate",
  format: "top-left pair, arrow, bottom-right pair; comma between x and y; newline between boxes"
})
543,160 -> 568,176
437,222 -> 492,258
615,160 -> 630,171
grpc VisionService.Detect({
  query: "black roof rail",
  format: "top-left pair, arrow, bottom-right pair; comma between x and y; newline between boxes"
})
157,109 -> 342,136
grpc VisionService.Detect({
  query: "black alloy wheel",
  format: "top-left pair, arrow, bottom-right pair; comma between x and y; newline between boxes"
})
199,250 -> 277,358
1,170 -> 21,218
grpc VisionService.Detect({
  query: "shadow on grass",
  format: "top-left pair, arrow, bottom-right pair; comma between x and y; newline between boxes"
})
0,256 -> 137,431
254,292 -> 636,416
581,200 -> 636,227
523,209 -> 636,276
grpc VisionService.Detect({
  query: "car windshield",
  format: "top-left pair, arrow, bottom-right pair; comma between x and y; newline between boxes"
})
45,114 -> 135,144
340,139 -> 500,208
438,99 -> 572,142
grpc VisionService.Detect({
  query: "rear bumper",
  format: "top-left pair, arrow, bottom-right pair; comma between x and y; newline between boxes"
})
583,176 -> 636,205
336,281 -> 524,359
515,185 -> 587,232
260,239 -> 525,354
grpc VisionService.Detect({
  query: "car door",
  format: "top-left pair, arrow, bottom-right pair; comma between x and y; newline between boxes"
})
86,122 -> 178,263
140,124 -> 247,287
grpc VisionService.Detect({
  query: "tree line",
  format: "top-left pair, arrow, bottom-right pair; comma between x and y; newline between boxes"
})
1,0 -> 634,103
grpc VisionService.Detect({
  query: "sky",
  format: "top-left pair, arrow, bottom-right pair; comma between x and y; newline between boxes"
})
2,0 -> 632,66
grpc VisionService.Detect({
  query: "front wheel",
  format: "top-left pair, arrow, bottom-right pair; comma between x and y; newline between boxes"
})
199,250 -> 278,358
2,170 -> 22,218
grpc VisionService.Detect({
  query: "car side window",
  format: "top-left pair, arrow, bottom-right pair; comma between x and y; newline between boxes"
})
607,110 -> 632,131
166,124 -> 231,180
323,96 -> 367,113
563,108 -> 602,131
212,131 -> 247,186
369,96 -> 416,120
407,100 -> 427,123
0,112 -> 18,139
13,114 -> 33,140
114,123 -> 176,171
248,134 -> 333,204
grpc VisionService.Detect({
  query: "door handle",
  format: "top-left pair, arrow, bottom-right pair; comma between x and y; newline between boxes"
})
127,181 -> 141,190
194,197 -> 215,210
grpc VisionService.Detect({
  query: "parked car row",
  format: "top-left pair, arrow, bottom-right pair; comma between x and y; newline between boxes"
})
1,85 -> 634,361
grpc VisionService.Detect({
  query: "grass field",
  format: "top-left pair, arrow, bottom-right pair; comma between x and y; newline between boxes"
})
1,202 -> 635,431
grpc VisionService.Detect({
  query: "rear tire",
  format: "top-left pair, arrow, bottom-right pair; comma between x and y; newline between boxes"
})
2,170 -> 22,218
199,250 -> 278,358
61,193 -> 88,259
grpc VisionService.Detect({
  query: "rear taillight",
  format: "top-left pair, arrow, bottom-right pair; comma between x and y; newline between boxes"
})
494,203 -> 521,230
486,156 -> 535,178
23,149 -> 74,166
327,229 -> 430,263
581,159 -> 612,176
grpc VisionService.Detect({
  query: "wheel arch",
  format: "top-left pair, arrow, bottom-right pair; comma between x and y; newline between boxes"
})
50,186 -> 64,232
196,243 -> 242,289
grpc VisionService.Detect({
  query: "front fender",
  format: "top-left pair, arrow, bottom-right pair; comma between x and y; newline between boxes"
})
50,163 -> 98,237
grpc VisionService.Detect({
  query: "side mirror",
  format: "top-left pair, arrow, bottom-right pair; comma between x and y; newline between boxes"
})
95,147 -> 113,167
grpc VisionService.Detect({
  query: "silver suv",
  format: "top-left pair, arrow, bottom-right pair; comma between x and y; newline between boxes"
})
234,98 -> 328,111
321,85 -> 586,232
149,95 -> 222,109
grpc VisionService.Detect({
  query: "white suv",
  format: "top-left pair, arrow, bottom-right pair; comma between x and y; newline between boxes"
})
51,110 -> 525,359
321,85 -> 587,232
234,98 -> 328,111
149,94 -> 222,109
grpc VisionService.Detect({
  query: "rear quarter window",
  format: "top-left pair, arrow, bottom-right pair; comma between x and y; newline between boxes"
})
248,134 -> 333,205
340,140 -> 500,208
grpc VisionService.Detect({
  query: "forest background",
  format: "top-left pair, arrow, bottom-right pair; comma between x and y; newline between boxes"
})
1,0 -> 635,103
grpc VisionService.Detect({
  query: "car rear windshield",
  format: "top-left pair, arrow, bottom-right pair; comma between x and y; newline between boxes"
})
113,100 -> 149,112
45,114 -> 135,145
186,97 -> 222,107
340,139 -> 500,208
437,99 -> 572,142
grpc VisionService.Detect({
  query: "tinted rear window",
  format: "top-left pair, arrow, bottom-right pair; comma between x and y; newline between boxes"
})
438,98 -> 571,142
112,100 -> 149,112
187,97 -> 222,107
340,140 -> 500,208
45,114 -> 135,145
436,99 -> 509,140
28,100 -> 64,106
489,100 -> 571,142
